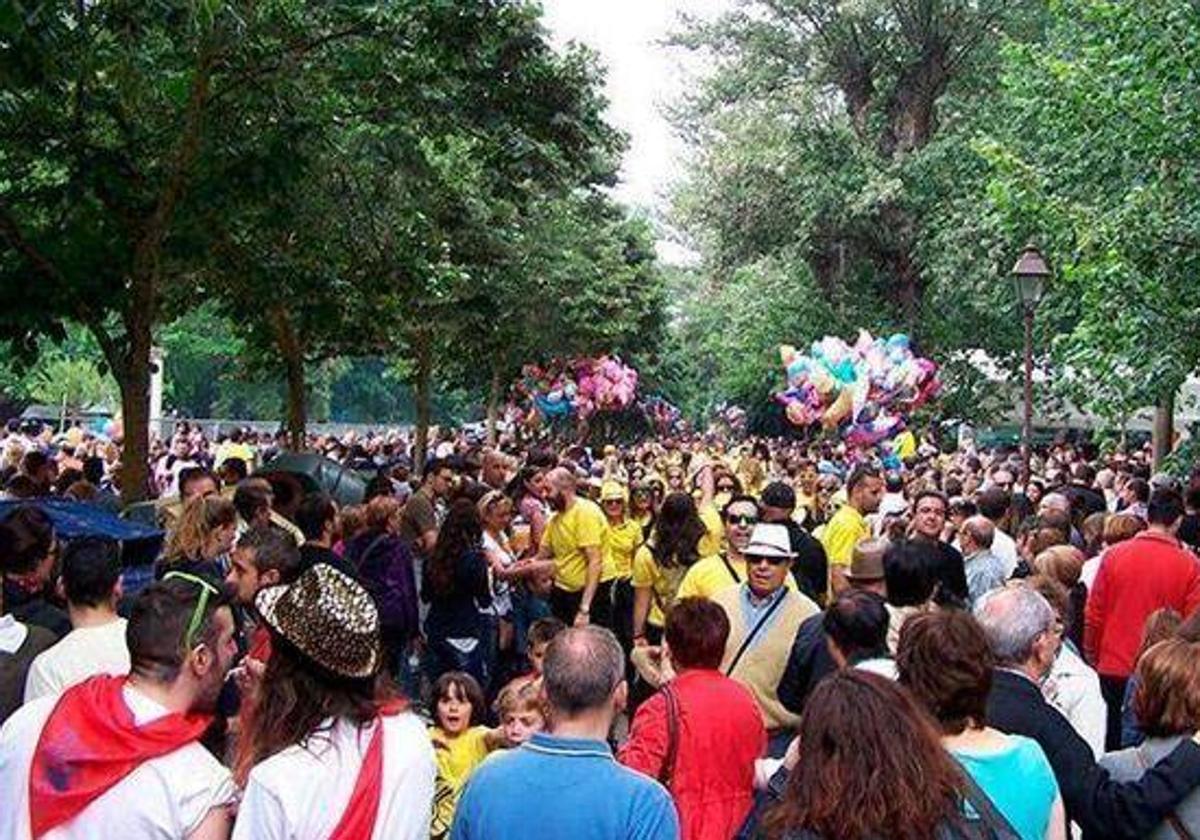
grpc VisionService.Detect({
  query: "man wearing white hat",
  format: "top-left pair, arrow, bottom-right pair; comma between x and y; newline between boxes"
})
710,523 -> 819,757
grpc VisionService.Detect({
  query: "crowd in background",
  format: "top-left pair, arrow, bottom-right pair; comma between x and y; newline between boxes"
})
3,417 -> 1200,839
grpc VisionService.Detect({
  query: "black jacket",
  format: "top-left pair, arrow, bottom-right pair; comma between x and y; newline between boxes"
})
779,520 -> 828,606
913,537 -> 969,606
776,612 -> 837,715
986,668 -> 1200,839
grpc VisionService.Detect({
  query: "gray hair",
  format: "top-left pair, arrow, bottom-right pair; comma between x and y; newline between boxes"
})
542,626 -> 624,716
973,586 -> 1055,667
1039,492 -> 1071,515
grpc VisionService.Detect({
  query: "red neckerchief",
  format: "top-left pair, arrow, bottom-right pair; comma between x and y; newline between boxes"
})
327,700 -> 408,840
247,623 -> 272,664
29,674 -> 212,838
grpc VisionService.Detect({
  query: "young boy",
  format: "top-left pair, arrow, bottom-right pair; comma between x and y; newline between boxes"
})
518,617 -> 565,688
494,679 -> 546,746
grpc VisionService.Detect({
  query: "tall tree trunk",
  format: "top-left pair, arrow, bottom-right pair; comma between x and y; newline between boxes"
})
269,305 -> 307,451
486,366 -> 503,446
877,202 -> 921,331
1153,390 -> 1175,470
412,331 -> 432,478
116,50 -> 214,502
116,345 -> 152,505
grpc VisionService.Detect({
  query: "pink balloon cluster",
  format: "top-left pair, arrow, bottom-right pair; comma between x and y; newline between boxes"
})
513,355 -> 640,422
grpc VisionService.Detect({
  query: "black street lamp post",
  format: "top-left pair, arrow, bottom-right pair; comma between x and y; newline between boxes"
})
1011,245 -> 1051,483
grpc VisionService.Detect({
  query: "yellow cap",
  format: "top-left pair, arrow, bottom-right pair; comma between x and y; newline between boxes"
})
600,480 -> 628,503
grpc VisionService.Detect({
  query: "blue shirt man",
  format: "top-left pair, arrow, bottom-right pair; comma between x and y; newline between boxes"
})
451,626 -> 678,840
452,733 -> 677,840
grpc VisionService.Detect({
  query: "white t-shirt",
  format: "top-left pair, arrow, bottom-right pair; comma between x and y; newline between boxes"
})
990,528 -> 1020,578
233,711 -> 435,840
0,684 -> 234,839
0,614 -> 28,654
482,532 -> 515,617
25,618 -> 130,703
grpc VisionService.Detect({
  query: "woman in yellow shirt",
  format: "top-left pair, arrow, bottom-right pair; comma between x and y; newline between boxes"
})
601,481 -> 645,654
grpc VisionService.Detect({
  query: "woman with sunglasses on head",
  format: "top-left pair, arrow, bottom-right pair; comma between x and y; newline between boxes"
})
630,481 -> 658,539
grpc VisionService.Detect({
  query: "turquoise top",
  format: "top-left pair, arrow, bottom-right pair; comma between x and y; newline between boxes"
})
952,734 -> 1059,840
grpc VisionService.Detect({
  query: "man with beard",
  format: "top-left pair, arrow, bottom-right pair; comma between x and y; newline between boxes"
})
820,464 -> 884,595
535,467 -> 611,629
0,575 -> 239,838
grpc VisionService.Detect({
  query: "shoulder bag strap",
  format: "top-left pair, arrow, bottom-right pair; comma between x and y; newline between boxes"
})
1135,745 -> 1195,840
721,554 -> 742,584
958,767 -> 1022,840
658,684 -> 680,788
356,533 -> 390,572
724,590 -> 787,677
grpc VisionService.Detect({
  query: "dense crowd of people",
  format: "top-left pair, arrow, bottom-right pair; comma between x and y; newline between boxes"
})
3,416 -> 1200,839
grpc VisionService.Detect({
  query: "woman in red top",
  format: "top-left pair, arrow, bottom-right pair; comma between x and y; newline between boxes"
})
619,597 -> 766,840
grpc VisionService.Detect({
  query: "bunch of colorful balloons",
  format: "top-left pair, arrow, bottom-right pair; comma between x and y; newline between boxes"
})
513,355 -> 640,422
776,331 -> 940,447
714,403 -> 747,436
641,395 -> 683,435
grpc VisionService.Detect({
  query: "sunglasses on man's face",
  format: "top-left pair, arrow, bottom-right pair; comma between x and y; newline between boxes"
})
726,514 -> 758,527
717,484 -> 736,493
747,554 -> 789,566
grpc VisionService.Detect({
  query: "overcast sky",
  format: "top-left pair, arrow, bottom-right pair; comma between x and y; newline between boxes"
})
540,0 -> 731,218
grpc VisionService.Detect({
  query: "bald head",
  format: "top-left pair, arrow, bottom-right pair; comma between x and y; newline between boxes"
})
546,467 -> 576,494
960,515 -> 995,554
543,626 -> 624,718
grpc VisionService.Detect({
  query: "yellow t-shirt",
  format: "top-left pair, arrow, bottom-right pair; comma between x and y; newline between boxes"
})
604,518 -> 644,580
676,554 -> 800,601
820,504 -> 869,568
676,553 -> 745,600
631,545 -> 690,628
430,725 -> 493,837
697,503 -> 724,557
544,498 -> 608,592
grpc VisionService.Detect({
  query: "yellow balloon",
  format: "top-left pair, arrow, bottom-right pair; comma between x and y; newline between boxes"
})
821,389 -> 853,429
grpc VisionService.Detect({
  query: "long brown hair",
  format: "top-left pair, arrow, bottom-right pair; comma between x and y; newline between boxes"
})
426,499 -> 484,598
649,492 -> 706,569
234,636 -> 397,785
162,496 -> 235,564
765,671 -> 965,840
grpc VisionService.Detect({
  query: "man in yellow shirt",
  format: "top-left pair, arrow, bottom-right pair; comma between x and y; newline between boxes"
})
819,463 -> 884,595
677,495 -> 758,599
678,494 -> 801,601
536,467 -> 610,629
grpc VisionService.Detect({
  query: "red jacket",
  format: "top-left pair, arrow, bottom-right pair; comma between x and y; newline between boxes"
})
1085,530 -> 1200,676
619,668 -> 765,840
